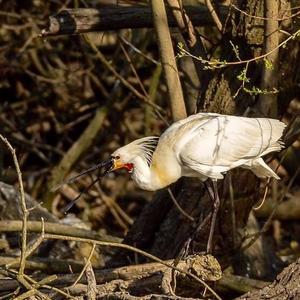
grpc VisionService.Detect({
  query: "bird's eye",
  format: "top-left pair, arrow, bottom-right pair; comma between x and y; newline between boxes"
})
115,155 -> 120,159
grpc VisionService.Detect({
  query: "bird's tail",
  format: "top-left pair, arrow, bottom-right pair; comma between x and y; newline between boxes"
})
260,119 -> 286,157
250,158 -> 280,179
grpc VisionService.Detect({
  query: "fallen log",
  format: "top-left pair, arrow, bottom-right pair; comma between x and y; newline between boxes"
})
41,5 -> 229,36
0,254 -> 221,292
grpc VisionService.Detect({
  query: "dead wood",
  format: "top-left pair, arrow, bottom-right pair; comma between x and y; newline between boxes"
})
92,292 -> 202,300
41,5 -> 230,36
0,181 -> 57,222
218,274 -> 269,294
236,257 -> 300,299
0,181 -> 118,242
86,261 -> 97,300
0,254 -> 221,293
0,255 -> 83,273
0,220 -> 119,243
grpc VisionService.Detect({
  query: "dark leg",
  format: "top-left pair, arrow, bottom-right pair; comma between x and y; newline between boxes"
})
206,180 -> 220,253
204,180 -> 215,202
180,180 -> 220,256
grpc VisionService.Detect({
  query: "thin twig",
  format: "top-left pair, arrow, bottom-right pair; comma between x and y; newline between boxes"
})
253,178 -> 270,210
242,165 -> 300,251
84,34 -> 164,113
5,218 -> 45,269
118,36 -> 160,65
4,252 -> 75,299
167,0 -> 207,80
96,185 -> 133,230
25,217 -> 45,259
178,28 -> 300,69
43,233 -> 222,300
167,188 -> 195,222
0,135 -> 28,276
254,150 -> 287,211
10,270 -> 51,300
1,256 -> 82,273
23,273 -> 74,299
119,37 -> 149,97
231,3 -> 300,21
71,243 -> 96,288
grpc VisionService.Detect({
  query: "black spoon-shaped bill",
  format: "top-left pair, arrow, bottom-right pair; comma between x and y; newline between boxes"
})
51,157 -> 114,192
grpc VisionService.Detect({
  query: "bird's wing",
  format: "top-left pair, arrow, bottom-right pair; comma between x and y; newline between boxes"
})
161,112 -> 221,136
176,115 -> 285,172
157,113 -> 221,150
151,113 -> 221,174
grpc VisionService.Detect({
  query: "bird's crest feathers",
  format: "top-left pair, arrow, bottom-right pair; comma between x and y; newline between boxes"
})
113,136 -> 159,165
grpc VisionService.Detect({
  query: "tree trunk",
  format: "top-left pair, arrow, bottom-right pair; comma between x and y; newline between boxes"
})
237,258 -> 300,299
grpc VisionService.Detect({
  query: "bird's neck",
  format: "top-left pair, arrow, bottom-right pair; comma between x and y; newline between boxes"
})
130,155 -> 181,191
130,156 -> 160,191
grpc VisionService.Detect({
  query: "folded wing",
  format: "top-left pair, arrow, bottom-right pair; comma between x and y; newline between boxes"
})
166,114 -> 286,180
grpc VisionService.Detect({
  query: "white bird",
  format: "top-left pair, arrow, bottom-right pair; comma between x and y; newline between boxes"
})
63,112 -> 286,252
108,113 -> 285,188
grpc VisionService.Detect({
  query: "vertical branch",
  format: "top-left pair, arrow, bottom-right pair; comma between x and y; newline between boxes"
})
151,0 -> 187,121
0,135 -> 27,275
166,0 -> 207,115
257,0 -> 279,117
205,0 -> 223,32
166,0 -> 207,67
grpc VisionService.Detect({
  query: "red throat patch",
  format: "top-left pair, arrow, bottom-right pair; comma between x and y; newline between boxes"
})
124,163 -> 134,172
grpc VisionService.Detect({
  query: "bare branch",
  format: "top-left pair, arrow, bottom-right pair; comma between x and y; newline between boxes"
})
204,0 -> 223,32
43,233 -> 222,299
0,220 -> 119,243
151,0 -> 187,121
257,0 -> 279,117
41,6 -> 230,36
0,135 -> 28,276
166,0 -> 207,114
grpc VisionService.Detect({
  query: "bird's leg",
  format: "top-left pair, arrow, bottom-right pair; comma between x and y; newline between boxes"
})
180,181 -> 219,256
206,180 -> 220,254
204,180 -> 215,202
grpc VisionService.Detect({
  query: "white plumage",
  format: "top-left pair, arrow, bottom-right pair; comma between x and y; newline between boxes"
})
60,112 -> 285,252
111,113 -> 286,191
